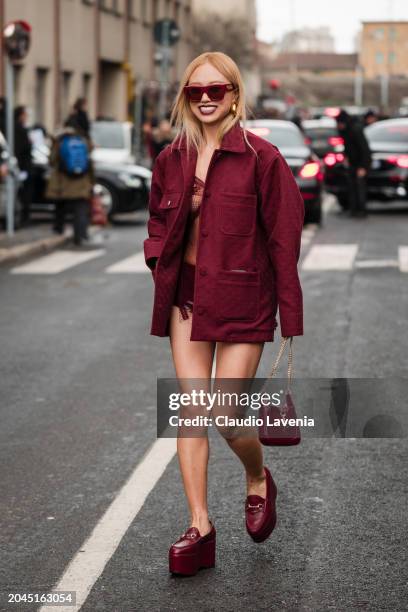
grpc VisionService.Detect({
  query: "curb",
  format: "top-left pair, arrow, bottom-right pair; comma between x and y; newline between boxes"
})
0,225 -> 102,265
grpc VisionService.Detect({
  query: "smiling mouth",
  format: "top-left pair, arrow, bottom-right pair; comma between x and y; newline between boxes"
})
198,105 -> 218,114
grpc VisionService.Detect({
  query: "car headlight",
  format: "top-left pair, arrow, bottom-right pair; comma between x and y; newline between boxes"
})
118,172 -> 142,189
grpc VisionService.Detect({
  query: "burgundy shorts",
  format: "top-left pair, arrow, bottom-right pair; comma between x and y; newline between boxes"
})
173,261 -> 196,321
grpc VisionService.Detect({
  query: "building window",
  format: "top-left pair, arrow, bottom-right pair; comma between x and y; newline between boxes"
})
82,73 -> 92,99
141,0 -> 148,23
389,27 -> 397,40
35,68 -> 48,125
99,0 -> 120,12
375,51 -> 383,64
389,51 -> 396,64
61,71 -> 73,120
374,28 -> 384,40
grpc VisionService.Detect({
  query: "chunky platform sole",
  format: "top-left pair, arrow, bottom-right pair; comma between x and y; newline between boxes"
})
248,509 -> 277,543
169,538 -> 216,576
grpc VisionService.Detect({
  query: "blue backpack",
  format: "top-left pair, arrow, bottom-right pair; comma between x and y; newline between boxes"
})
59,134 -> 89,177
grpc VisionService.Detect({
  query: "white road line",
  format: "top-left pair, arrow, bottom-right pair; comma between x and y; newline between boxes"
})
41,359 -> 217,611
10,249 -> 106,274
105,251 -> 148,274
322,194 -> 337,214
399,247 -> 408,273
302,244 -> 358,271
355,259 -> 398,268
39,437 -> 177,612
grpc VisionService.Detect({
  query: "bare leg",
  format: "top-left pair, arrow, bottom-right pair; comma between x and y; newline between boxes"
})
214,342 -> 267,498
169,306 -> 215,536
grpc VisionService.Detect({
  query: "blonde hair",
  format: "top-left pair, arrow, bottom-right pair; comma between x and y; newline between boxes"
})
169,51 -> 256,156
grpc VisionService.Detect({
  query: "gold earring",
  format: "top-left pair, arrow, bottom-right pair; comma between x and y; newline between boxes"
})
231,102 -> 237,116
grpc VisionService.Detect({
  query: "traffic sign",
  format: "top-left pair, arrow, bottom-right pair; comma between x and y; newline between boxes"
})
153,19 -> 180,46
3,20 -> 31,61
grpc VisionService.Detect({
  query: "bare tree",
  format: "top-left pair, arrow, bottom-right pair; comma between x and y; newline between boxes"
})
193,14 -> 255,70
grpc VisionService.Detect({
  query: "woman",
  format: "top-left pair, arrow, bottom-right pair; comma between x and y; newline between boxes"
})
144,52 -> 304,575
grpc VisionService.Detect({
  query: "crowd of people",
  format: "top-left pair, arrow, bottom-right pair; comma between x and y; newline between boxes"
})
1,97 -> 95,246
0,95 -> 386,239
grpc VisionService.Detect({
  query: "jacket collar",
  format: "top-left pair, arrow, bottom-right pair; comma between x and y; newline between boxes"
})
175,121 -> 246,153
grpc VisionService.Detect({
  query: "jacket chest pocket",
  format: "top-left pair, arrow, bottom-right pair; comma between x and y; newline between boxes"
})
215,269 -> 260,321
217,193 -> 257,236
159,192 -> 182,227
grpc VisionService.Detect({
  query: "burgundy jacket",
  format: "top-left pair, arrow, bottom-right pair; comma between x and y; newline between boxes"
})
143,122 -> 304,342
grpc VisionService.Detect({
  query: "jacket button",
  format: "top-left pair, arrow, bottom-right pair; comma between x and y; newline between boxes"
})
199,267 -> 207,276
197,306 -> 205,315
167,200 -> 171,206
201,228 -> 209,237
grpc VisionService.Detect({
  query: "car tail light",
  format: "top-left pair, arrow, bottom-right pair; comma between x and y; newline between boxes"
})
304,136 -> 312,145
324,107 -> 340,118
299,161 -> 321,179
387,155 -> 408,169
328,136 -> 344,146
324,152 -> 345,167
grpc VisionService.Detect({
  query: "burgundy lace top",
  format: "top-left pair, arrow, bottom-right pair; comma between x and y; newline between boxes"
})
183,175 -> 205,264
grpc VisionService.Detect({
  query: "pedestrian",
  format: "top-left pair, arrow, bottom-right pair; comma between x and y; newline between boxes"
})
46,119 -> 94,246
142,116 -> 157,162
67,98 -> 91,138
144,51 -> 304,575
363,109 -> 378,127
150,117 -> 174,161
0,97 -> 6,136
335,109 -> 372,218
14,105 -> 33,226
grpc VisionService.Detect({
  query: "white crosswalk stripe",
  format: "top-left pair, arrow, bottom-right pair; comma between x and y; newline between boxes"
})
398,247 -> 408,273
355,259 -> 398,269
10,249 -> 107,274
105,251 -> 148,274
8,242 -> 408,276
302,244 -> 358,271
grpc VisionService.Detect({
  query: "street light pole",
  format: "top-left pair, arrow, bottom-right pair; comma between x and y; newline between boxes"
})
5,57 -> 15,235
158,20 -> 170,121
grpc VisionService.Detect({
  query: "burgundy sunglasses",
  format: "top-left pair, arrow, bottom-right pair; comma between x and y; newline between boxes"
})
183,83 -> 236,102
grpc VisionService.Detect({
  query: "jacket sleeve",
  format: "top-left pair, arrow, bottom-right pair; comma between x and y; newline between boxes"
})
143,152 -> 167,271
258,150 -> 305,337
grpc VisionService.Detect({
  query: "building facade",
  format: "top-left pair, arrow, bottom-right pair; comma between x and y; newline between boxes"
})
359,21 -> 408,78
279,27 -> 335,54
0,0 -> 194,131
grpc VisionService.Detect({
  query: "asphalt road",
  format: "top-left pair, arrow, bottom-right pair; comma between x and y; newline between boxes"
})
0,197 -> 407,611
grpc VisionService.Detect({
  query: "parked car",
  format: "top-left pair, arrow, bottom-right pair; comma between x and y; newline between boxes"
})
245,119 -> 323,224
90,120 -> 135,166
302,118 -> 344,159
324,118 -> 408,209
28,124 -> 152,220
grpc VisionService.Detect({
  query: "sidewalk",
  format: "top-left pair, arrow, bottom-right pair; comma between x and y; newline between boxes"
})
0,223 -> 103,265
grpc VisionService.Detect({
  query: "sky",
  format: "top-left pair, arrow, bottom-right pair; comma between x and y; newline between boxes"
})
256,0 -> 408,52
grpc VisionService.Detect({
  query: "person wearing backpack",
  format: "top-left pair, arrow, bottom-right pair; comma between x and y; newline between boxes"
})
47,118 -> 94,246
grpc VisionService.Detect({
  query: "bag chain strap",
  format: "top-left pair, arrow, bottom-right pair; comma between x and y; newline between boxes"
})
267,336 -> 293,392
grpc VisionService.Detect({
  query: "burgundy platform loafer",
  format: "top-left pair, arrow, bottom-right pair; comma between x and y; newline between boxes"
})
169,523 -> 216,576
245,466 -> 277,543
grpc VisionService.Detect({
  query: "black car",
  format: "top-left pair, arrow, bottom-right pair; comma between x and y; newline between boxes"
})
324,118 -> 408,209
245,120 -> 323,224
302,118 -> 344,159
